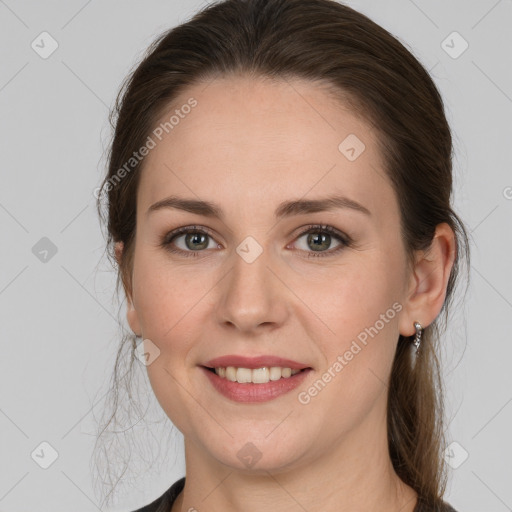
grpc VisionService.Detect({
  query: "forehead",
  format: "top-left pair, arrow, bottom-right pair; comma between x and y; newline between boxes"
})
138,75 -> 396,222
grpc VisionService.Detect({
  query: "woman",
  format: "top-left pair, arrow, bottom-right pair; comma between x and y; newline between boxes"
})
96,0 -> 469,510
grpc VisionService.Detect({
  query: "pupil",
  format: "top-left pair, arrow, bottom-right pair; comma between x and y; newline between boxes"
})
309,233 -> 330,251
186,233 -> 208,250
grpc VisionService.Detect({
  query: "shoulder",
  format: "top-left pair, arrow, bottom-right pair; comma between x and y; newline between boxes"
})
129,477 -> 185,512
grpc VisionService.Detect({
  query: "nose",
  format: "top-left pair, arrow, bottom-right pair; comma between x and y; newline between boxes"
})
215,243 -> 290,334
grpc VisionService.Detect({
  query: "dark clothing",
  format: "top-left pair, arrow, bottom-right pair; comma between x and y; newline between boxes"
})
131,477 -> 185,512
131,477 -> 459,511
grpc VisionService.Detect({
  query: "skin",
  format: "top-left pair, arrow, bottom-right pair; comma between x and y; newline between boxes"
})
115,75 -> 456,512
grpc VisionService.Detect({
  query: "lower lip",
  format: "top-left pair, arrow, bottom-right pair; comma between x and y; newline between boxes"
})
201,366 -> 312,403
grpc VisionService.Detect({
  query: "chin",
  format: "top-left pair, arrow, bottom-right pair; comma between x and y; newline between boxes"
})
205,435 -> 309,475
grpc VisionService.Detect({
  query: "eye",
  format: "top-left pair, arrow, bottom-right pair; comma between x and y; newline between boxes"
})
291,224 -> 351,258
160,225 -> 219,257
160,224 -> 351,258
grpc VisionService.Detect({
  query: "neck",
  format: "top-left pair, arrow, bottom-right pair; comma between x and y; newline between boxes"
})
172,400 -> 418,512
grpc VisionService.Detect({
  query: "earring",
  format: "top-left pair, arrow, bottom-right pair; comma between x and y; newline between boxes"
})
412,321 -> 423,353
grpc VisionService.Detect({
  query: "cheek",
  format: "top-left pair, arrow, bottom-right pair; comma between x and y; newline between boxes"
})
293,260 -> 404,419
291,256 -> 404,345
131,247 -> 222,374
132,255 -> 210,429
133,242 -> 203,321
293,261 -> 404,428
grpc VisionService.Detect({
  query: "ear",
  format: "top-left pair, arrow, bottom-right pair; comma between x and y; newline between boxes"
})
398,223 -> 456,336
115,241 -> 142,337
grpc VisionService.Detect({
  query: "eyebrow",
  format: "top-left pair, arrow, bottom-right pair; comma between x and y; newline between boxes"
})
147,194 -> 371,219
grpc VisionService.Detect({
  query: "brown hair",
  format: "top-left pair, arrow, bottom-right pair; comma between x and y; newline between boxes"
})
95,0 -> 469,507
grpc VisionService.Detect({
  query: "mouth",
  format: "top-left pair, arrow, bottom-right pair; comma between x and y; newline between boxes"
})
200,355 -> 313,402
200,364 -> 313,403
202,365 -> 310,384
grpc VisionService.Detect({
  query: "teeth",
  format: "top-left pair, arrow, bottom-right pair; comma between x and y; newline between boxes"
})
214,366 -> 301,384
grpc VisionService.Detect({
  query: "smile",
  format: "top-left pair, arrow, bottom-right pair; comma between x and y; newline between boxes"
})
201,366 -> 312,403
209,366 -> 302,384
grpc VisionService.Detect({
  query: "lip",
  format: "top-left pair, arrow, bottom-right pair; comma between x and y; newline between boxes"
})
201,366 -> 312,403
203,355 -> 311,370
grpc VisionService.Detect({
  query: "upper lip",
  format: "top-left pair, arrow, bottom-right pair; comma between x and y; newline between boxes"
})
203,355 -> 311,370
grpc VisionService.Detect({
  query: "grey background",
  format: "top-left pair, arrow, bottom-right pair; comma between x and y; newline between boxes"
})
1,0 -> 511,511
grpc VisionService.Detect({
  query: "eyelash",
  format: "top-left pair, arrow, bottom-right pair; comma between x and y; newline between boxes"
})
160,224 -> 352,259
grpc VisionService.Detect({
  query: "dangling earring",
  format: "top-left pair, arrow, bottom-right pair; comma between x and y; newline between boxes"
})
409,321 -> 423,369
412,321 -> 423,354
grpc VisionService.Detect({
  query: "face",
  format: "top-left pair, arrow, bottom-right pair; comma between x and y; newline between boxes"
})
124,75 -> 414,474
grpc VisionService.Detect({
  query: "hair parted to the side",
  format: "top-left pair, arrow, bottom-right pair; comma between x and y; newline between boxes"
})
94,0 -> 470,507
